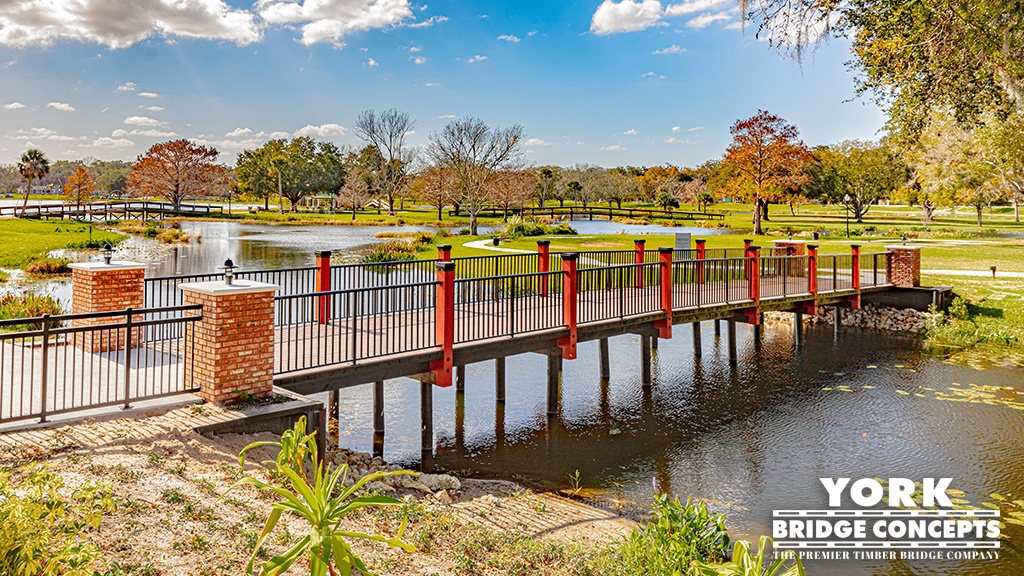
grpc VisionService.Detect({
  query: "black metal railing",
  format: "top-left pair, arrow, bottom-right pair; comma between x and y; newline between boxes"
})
0,305 -> 201,424
670,257 -> 750,309
759,255 -> 810,299
864,252 -> 891,287
454,271 -> 564,343
577,263 -> 662,323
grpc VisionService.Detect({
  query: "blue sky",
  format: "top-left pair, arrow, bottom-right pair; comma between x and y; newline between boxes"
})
0,0 -> 885,168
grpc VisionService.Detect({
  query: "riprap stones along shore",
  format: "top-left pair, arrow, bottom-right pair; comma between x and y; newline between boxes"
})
763,304 -> 933,334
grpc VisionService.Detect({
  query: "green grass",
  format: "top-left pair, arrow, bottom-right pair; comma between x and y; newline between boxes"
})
922,274 -> 1024,364
0,219 -> 126,268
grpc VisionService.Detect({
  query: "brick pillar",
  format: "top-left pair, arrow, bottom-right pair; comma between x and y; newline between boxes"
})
69,261 -> 146,352
886,246 -> 921,288
772,240 -> 807,277
179,279 -> 278,404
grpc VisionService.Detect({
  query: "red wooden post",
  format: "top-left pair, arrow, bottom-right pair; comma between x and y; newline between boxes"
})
806,244 -> 818,315
315,250 -> 331,325
537,240 -> 550,297
634,239 -> 646,289
743,238 -> 752,250
695,238 -> 706,284
656,247 -> 673,339
744,245 -> 761,325
430,261 -> 456,387
850,244 -> 862,309
557,253 -> 578,360
437,244 -> 452,262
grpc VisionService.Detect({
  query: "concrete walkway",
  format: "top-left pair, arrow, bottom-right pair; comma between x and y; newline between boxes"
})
462,239 -> 534,254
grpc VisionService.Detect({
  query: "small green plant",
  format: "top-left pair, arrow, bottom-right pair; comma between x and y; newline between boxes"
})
362,239 -> 420,263
566,469 -> 583,496
0,293 -> 64,331
24,255 -> 71,275
227,416 -> 417,575
0,465 -> 114,575
691,536 -> 804,576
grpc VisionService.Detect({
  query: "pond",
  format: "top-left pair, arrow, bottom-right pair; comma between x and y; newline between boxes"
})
327,322 -> 1024,576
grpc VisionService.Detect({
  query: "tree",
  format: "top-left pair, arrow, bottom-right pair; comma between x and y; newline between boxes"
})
235,138 -> 345,212
336,164 -> 373,220
426,117 -> 525,235
0,165 -> 21,195
128,139 -> 225,211
534,166 -> 559,208
491,170 -> 534,220
411,166 -> 455,221
17,149 -> 50,216
748,1 -> 1024,145
353,108 -> 416,214
976,110 -> 1024,222
90,160 -> 131,197
805,140 -> 909,222
655,192 -> 680,211
63,165 -> 95,212
720,110 -> 812,234
605,168 -> 638,208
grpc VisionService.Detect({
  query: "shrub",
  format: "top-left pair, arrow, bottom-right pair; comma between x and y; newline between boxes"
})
0,465 -> 114,575
0,293 -> 64,331
362,239 -> 420,263
692,536 -> 804,576
24,256 -> 71,275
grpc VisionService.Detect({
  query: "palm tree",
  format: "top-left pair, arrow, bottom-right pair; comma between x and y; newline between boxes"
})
17,149 -> 50,217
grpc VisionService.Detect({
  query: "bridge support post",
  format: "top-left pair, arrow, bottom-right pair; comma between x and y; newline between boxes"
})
714,319 -> 721,337
328,389 -> 339,422
641,335 -> 652,388
693,322 -> 702,357
179,278 -> 278,405
727,319 -> 738,363
655,247 -> 673,339
794,312 -> 804,347
599,338 -> 610,380
537,240 -> 550,297
634,239 -> 646,288
372,380 -> 384,437
886,246 -> 921,288
430,262 -> 456,388
420,380 -> 433,460
315,250 -> 331,324
557,254 -> 578,359
547,351 -> 562,416
495,357 -> 506,403
834,306 -> 843,339
456,365 -> 466,392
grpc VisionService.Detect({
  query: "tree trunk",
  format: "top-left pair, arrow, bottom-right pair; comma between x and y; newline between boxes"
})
977,205 -> 983,228
351,207 -> 356,220
559,198 -> 565,208
1015,198 -> 1020,223
752,198 -> 763,235
19,178 -> 31,217
469,213 -> 478,236
437,205 -> 443,221
760,199 -> 770,222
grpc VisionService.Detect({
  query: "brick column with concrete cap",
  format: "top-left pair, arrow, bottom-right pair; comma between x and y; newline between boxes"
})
885,246 -> 921,288
771,240 -> 807,277
69,260 -> 146,352
179,279 -> 278,404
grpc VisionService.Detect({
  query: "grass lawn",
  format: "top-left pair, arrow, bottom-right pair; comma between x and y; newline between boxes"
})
0,218 -> 126,268
922,274 -> 1024,364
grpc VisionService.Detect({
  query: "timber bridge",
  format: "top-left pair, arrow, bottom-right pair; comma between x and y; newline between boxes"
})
457,205 -> 725,222
0,200 -> 224,221
0,239 -> 920,456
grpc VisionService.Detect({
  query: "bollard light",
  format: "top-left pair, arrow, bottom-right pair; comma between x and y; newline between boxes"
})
991,266 -> 997,279
101,243 -> 113,265
221,258 -> 239,285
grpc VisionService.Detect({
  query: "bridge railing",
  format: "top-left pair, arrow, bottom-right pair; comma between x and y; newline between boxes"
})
577,263 -> 662,323
273,280 -> 439,374
863,252 -> 891,287
670,257 -> 750,309
0,305 -> 201,424
454,271 -> 564,343
758,255 -> 811,299
818,255 -> 855,292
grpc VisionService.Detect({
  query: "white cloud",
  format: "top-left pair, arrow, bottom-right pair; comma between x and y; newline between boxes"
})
600,144 -> 627,151
140,105 -> 165,111
664,137 -> 696,144
590,0 -> 663,35
113,128 -> 178,138
524,138 -> 553,146
497,34 -> 520,43
47,101 -> 76,112
468,54 -> 488,63
687,126 -> 703,132
226,127 -> 253,137
14,127 -> 75,141
423,82 -> 439,87
641,71 -> 666,79
367,57 -> 379,67
137,92 -> 160,98
407,15 -> 448,28
124,115 -> 169,127
623,128 -> 638,135
652,44 -> 684,55
0,0 -> 260,48
409,46 -> 421,52
3,101 -> 25,109
293,123 -> 346,137
117,82 -> 137,92
671,125 -> 680,132
438,114 -> 456,119
268,131 -> 292,138
258,0 -> 414,45
686,11 -> 731,28
411,56 -> 427,64
664,0 -> 730,16
88,137 -> 135,148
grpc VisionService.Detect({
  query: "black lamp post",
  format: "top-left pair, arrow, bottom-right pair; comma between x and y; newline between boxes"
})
844,193 -> 851,238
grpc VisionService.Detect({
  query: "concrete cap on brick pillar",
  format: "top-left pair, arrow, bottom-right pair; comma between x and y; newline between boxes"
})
884,246 -> 922,251
177,279 -> 279,295
68,261 -> 147,272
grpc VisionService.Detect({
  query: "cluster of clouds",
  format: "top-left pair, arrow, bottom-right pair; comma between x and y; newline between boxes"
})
0,0 -> 444,49
590,0 -> 739,35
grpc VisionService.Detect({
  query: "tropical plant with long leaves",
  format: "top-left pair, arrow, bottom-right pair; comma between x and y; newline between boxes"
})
18,148 -> 50,217
692,536 -> 804,576
227,417 -> 416,575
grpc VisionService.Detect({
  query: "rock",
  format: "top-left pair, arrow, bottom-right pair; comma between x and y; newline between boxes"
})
418,473 -> 461,492
434,489 -> 453,506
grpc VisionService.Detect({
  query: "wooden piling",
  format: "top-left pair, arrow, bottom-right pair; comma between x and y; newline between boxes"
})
328,389 -> 339,421
599,338 -> 610,381
420,380 -> 433,457
693,322 -> 702,357
547,352 -> 561,416
794,312 -> 804,347
495,357 -> 506,403
834,306 -> 843,338
727,319 -> 737,363
715,319 -> 721,337
372,381 -> 384,435
641,335 -> 652,388
456,364 -> 466,392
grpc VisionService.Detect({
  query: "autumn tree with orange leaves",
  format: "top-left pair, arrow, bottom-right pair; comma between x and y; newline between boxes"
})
128,140 -> 225,211
720,110 -> 812,234
63,165 -> 95,212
